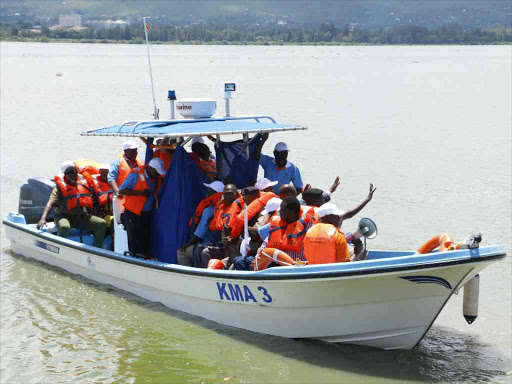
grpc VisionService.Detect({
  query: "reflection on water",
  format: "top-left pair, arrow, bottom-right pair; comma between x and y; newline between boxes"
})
1,253 -> 510,384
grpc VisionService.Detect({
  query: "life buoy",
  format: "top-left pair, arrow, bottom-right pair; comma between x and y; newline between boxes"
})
254,248 -> 297,271
417,233 -> 454,254
207,259 -> 225,270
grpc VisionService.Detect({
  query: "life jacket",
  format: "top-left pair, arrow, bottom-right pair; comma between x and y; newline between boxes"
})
189,192 -> 223,227
229,192 -> 278,238
304,223 -> 349,264
54,174 -> 93,211
303,205 -> 320,224
86,174 -> 114,207
190,153 -> 217,181
267,208 -> 311,257
209,197 -> 243,232
123,166 -> 161,215
75,159 -> 102,175
153,149 -> 173,173
117,154 -> 142,186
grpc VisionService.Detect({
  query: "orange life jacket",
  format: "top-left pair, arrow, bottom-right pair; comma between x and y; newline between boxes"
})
209,197 -> 243,232
304,223 -> 348,264
267,208 -> 310,255
229,192 -> 278,238
303,205 -> 320,224
189,192 -> 223,227
54,174 -> 93,211
123,166 -> 161,215
74,159 -> 102,176
190,153 -> 217,181
153,149 -> 173,172
117,154 -> 142,187
85,174 -> 114,207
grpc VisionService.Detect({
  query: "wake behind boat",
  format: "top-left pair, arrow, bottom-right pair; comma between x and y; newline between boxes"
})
3,85 -> 507,350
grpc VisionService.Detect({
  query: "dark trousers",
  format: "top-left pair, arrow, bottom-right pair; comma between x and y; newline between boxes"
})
124,209 -> 152,256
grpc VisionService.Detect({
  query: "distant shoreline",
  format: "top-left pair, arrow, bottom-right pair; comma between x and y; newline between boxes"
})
1,36 -> 511,46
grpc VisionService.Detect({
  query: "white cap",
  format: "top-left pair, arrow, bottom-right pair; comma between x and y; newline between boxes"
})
255,178 -> 278,191
274,142 -> 289,152
263,197 -> 282,215
99,163 -> 110,170
60,160 -> 76,174
317,202 -> 345,218
148,158 -> 166,175
203,180 -> 225,193
123,140 -> 139,151
189,137 -> 205,146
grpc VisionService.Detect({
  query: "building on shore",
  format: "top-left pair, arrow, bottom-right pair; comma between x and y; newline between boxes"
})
59,14 -> 82,28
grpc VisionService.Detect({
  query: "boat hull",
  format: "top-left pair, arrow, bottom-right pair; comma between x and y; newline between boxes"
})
4,220 -> 505,350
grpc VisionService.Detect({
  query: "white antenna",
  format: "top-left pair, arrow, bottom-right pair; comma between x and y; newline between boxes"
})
143,16 -> 159,120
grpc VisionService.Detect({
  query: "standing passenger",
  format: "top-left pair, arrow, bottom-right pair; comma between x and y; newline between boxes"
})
252,133 -> 303,194
118,158 -> 166,258
108,140 -> 143,198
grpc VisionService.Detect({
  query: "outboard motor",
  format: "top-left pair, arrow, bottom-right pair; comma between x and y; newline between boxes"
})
18,177 -> 56,224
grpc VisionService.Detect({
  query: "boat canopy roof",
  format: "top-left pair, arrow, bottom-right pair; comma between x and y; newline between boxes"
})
81,116 -> 307,138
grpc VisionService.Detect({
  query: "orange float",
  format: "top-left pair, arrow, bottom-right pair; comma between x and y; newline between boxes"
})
417,233 -> 454,254
253,248 -> 297,271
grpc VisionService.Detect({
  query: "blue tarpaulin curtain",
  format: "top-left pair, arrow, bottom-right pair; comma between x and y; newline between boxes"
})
215,135 -> 262,188
151,146 -> 208,263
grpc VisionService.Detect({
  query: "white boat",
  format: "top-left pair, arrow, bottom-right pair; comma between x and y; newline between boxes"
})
3,87 -> 507,350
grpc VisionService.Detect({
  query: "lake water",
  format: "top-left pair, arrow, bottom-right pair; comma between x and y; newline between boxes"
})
1,42 -> 510,383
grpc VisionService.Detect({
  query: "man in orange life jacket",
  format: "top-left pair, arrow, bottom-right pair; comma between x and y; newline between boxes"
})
85,164 -> 114,233
199,183 -> 242,268
304,203 -> 352,264
37,161 -> 107,248
234,196 -> 312,270
108,140 -> 143,198
189,137 -> 217,182
118,158 -> 166,258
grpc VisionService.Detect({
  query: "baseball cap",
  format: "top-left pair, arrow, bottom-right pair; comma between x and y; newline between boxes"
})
302,188 -> 324,197
60,160 -> 76,174
148,158 -> 166,175
123,140 -> 139,151
274,142 -> 289,152
203,180 -> 225,193
262,197 -> 282,215
317,202 -> 345,218
99,163 -> 110,170
255,178 -> 278,191
242,186 -> 260,196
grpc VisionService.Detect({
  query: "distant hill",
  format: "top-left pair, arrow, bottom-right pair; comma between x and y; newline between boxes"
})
1,0 -> 511,28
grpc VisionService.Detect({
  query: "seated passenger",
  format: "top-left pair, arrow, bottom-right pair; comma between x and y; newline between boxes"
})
179,184 -> 242,268
234,196 -> 313,270
118,158 -> 166,258
37,161 -> 107,249
304,203 -> 352,264
188,180 -> 225,228
83,164 -> 114,224
189,137 -> 217,181
278,183 -> 297,199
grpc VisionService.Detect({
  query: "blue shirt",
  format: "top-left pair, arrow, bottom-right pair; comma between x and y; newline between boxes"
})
258,223 -> 270,241
259,154 -> 303,193
193,206 -> 217,246
107,158 -> 122,183
119,170 -> 157,212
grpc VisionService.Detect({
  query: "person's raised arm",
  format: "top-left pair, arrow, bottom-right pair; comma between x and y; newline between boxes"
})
340,184 -> 377,222
252,133 -> 269,162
